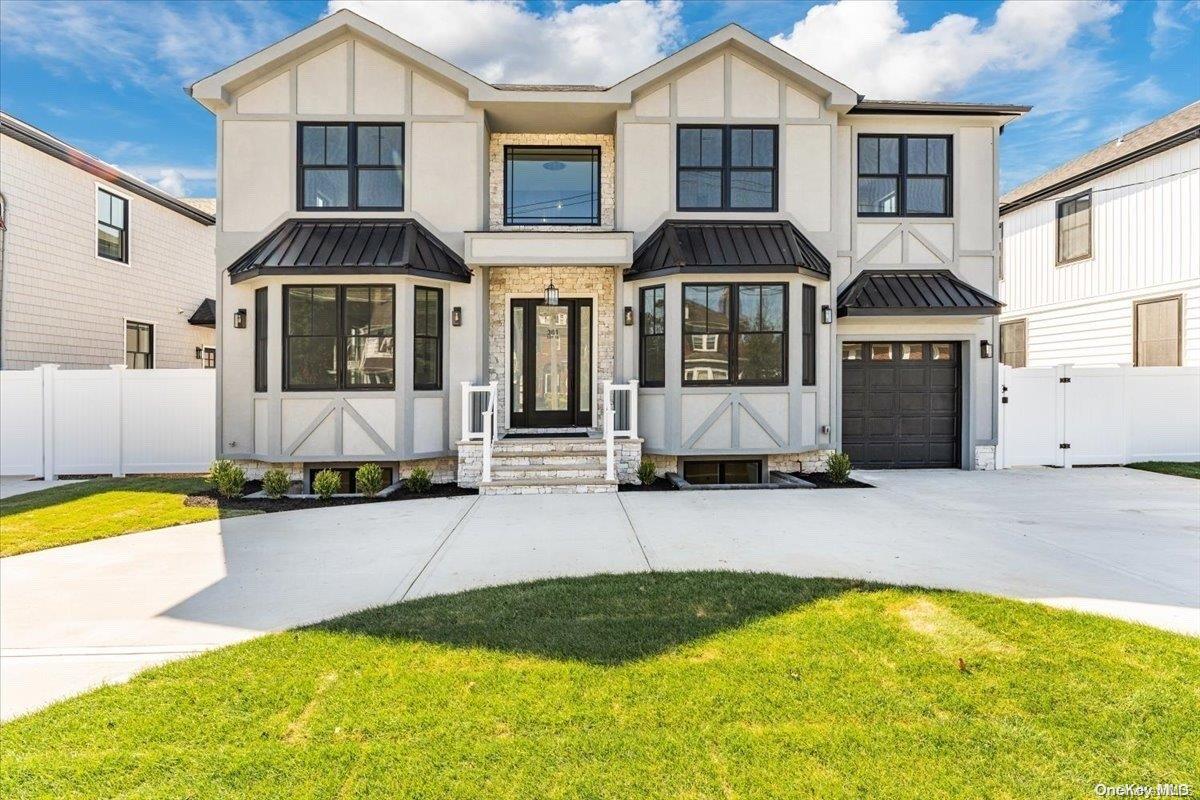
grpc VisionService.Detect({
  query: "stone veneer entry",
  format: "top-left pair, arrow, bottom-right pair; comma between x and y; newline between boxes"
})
487,265 -> 616,432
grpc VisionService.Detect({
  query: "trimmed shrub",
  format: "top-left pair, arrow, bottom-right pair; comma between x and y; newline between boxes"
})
312,469 -> 341,500
261,468 -> 290,499
356,463 -> 386,498
405,466 -> 432,494
826,452 -> 852,484
209,459 -> 245,499
637,458 -> 657,486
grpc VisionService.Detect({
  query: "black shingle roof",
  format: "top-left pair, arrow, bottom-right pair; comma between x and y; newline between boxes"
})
837,270 -> 1001,317
227,219 -> 471,284
187,298 -> 216,327
626,220 -> 830,280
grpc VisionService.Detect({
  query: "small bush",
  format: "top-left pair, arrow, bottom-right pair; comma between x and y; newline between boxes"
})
826,452 -> 852,484
637,458 -> 657,486
261,468 -> 290,499
209,459 -> 246,499
312,469 -> 341,500
405,466 -> 432,494
356,463 -> 386,497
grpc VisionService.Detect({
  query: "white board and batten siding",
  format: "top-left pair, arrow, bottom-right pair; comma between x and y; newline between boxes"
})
0,366 -> 215,478
1000,139 -> 1200,367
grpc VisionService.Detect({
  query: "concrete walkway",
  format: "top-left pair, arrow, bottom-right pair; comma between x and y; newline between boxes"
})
2,467 -> 1197,720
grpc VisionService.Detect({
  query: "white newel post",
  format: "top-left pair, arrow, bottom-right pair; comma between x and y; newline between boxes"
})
110,364 -> 127,478
489,381 -> 498,441
460,381 -> 471,441
629,379 -> 639,439
40,364 -> 58,480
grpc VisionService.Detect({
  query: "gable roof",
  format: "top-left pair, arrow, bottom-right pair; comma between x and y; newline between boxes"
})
227,218 -> 471,284
0,112 -> 215,226
627,220 -> 830,280
837,270 -> 1000,317
1001,101 -> 1200,214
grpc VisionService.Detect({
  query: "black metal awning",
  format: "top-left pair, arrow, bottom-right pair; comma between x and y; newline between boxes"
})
837,270 -> 1001,317
227,219 -> 472,284
188,298 -> 216,327
626,220 -> 830,280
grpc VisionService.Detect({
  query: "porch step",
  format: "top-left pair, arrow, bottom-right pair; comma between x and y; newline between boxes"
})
491,460 -> 608,479
480,476 -> 618,495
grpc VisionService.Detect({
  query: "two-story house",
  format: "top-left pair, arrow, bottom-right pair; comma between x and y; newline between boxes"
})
0,113 -> 217,369
999,102 -> 1199,368
189,10 -> 1026,492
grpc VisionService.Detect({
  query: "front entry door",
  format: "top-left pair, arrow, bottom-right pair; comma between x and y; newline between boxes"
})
510,298 -> 593,428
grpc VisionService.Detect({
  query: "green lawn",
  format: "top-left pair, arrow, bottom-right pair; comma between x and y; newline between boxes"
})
0,476 -> 254,557
2,572 -> 1196,798
1127,461 -> 1200,480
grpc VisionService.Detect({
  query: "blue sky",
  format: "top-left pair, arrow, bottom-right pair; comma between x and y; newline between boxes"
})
1,0 -> 1196,198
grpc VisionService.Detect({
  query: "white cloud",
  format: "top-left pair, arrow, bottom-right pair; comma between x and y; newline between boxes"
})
0,0 -> 294,89
1124,76 -> 1176,108
121,165 -> 217,197
327,0 -> 684,85
152,169 -> 187,197
769,0 -> 1120,99
1151,0 -> 1200,57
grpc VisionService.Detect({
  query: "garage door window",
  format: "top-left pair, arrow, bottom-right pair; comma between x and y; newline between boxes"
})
842,343 -> 862,360
931,343 -> 953,360
870,344 -> 893,361
901,343 -> 924,360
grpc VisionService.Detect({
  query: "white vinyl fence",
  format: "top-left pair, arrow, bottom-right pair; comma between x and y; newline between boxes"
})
998,364 -> 1200,468
0,365 -> 215,479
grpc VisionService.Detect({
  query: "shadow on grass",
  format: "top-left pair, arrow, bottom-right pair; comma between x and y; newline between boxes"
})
316,571 -> 886,665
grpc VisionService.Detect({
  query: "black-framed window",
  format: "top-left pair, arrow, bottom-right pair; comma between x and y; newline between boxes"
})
201,347 -> 216,369
298,123 -> 403,210
97,188 -> 128,262
857,134 -> 951,217
504,146 -> 600,225
413,286 -> 442,390
802,284 -> 816,386
283,285 -> 394,391
683,283 -> 787,385
1056,191 -> 1091,264
639,285 -> 666,387
684,459 -> 762,485
125,321 -> 152,369
254,287 -> 268,392
677,126 -> 777,211
308,467 -> 394,494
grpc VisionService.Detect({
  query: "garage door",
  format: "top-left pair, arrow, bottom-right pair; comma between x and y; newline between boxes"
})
841,341 -> 960,468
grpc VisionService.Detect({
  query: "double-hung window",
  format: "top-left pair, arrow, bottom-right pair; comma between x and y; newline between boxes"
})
299,123 -> 403,210
801,284 -> 816,386
504,146 -> 600,225
683,283 -> 787,385
857,135 -> 951,217
1056,191 -> 1091,264
413,286 -> 443,390
639,285 -> 665,387
125,321 -> 153,369
254,288 -> 268,392
677,126 -> 777,211
284,285 -> 395,390
97,188 -> 128,262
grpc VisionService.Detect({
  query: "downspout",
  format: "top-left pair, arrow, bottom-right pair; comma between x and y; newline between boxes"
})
0,191 -> 8,369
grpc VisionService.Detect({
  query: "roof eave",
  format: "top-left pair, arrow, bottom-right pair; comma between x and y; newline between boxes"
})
230,265 -> 471,285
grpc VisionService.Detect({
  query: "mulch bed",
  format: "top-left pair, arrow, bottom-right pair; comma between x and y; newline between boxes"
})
184,480 -> 476,514
789,471 -> 874,489
617,477 -> 678,492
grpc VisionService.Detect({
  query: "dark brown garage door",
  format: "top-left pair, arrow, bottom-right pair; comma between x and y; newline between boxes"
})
841,341 -> 960,468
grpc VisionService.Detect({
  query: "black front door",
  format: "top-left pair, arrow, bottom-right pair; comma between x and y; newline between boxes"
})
510,298 -> 593,428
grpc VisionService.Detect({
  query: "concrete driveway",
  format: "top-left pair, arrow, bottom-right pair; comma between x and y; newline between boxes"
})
2,467 -> 1197,720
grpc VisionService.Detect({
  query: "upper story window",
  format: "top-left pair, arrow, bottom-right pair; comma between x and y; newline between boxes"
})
504,146 -> 600,225
683,283 -> 787,386
97,188 -> 128,263
1056,191 -> 1091,264
298,123 -> 403,211
677,126 -> 777,211
857,134 -> 951,217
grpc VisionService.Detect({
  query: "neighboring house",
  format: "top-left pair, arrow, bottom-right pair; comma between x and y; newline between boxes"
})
999,102 -> 1200,368
189,11 -> 1026,491
0,112 -> 217,370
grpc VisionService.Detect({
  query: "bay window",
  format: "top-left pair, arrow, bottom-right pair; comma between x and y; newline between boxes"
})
683,283 -> 787,385
284,285 -> 394,390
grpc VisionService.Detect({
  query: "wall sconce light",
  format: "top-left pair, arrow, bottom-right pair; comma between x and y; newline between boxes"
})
233,308 -> 247,329
195,346 -> 204,360
451,306 -> 462,327
821,305 -> 833,324
624,306 -> 635,326
980,339 -> 993,359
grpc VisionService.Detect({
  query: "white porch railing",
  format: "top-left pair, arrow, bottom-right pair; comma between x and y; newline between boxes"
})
461,381 -> 498,482
601,380 -> 638,481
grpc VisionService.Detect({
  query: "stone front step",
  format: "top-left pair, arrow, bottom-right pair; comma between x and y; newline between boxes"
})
490,461 -> 608,479
493,438 -> 608,455
479,476 -> 618,495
